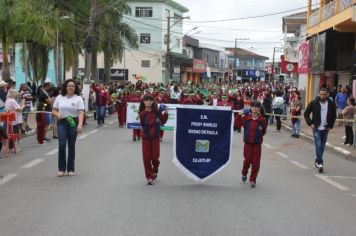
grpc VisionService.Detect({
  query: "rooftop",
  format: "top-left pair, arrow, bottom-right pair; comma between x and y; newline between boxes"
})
225,48 -> 269,60
125,0 -> 189,13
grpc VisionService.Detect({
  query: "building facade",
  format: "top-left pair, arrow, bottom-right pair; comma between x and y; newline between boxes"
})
67,0 -> 189,84
305,0 -> 356,104
225,48 -> 268,82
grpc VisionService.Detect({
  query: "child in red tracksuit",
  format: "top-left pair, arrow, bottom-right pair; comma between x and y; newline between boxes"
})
139,95 -> 168,185
241,101 -> 267,188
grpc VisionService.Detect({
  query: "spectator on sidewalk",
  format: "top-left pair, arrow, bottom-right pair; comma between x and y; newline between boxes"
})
341,97 -> 356,146
38,82 -> 53,143
304,88 -> 336,173
5,89 -> 25,152
19,83 -> 33,132
336,88 -> 349,124
0,81 -> 6,112
272,90 -> 284,132
291,95 -> 302,138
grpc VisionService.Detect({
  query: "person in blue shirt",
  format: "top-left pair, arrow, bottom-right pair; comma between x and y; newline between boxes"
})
335,87 -> 349,123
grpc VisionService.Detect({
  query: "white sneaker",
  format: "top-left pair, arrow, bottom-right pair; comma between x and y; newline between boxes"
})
342,136 -> 346,139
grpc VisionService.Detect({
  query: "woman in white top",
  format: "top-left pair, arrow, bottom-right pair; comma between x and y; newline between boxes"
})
52,79 -> 84,177
5,89 -> 25,151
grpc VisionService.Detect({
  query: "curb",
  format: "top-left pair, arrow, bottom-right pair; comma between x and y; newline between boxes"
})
281,122 -> 356,161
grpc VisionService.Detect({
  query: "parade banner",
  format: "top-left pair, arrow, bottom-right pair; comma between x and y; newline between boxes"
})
173,106 -> 233,182
126,102 -> 176,130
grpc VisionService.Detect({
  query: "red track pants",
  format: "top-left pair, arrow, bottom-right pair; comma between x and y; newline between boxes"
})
37,125 -> 45,144
142,138 -> 160,180
241,143 -> 262,183
117,105 -> 126,127
133,129 -> 141,138
159,130 -> 164,139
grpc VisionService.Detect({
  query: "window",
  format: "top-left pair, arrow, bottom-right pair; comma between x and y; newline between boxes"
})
142,60 -> 150,68
214,55 -> 218,65
140,34 -> 151,44
176,38 -> 180,48
205,53 -> 209,63
135,7 -> 153,17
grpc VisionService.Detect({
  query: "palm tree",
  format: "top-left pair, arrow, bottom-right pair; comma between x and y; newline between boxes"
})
0,0 -> 21,81
95,0 -> 138,83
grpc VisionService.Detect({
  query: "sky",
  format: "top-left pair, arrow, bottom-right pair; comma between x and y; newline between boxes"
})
175,0 -> 309,61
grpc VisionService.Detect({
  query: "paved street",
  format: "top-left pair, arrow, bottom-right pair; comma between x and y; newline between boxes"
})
1,116 -> 356,236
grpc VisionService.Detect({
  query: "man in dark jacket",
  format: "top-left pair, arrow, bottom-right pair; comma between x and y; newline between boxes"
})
304,87 -> 336,173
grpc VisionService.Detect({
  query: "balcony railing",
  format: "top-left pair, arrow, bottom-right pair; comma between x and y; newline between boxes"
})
309,0 -> 354,28
309,10 -> 319,27
339,0 -> 353,12
323,1 -> 335,21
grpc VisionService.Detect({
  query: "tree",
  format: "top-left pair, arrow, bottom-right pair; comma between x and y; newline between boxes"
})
96,0 -> 138,83
0,0 -> 21,81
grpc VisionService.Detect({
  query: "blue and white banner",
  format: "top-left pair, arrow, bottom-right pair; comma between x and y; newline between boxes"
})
173,106 -> 233,182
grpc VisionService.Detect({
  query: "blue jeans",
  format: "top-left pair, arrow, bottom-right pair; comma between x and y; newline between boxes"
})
312,129 -> 329,165
58,120 -> 78,172
292,119 -> 301,135
96,106 -> 106,125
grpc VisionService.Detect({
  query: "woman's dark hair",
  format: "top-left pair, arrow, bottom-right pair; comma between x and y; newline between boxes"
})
139,95 -> 159,113
275,90 -> 283,97
61,79 -> 80,96
173,85 -> 179,93
348,97 -> 355,106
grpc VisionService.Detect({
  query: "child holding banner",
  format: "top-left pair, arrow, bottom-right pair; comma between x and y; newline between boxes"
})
241,101 -> 267,188
139,95 -> 168,185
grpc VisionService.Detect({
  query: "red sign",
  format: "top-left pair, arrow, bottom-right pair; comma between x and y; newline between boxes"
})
192,59 -> 206,73
298,40 -> 309,74
281,55 -> 298,73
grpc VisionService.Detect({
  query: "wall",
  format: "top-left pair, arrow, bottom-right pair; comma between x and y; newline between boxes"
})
66,49 -> 163,84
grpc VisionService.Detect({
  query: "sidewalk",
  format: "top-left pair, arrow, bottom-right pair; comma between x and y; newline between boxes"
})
281,118 -> 356,160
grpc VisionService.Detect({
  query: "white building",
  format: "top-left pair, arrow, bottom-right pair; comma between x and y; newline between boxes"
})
67,0 -> 189,84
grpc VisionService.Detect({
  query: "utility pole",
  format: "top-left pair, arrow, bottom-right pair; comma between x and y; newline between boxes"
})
234,38 -> 237,82
165,16 -> 171,84
232,38 -> 249,83
272,47 -> 276,83
165,15 -> 190,84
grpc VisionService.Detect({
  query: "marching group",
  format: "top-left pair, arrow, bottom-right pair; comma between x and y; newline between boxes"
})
0,78 -> 355,186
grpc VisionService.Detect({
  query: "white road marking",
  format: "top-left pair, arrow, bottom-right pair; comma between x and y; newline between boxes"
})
108,121 -> 115,125
0,174 -> 18,186
275,152 -> 289,159
327,176 -> 356,180
46,149 -> 58,155
352,195 -> 356,197
103,125 -> 107,128
78,134 -> 90,140
21,159 -> 44,169
289,161 -> 310,170
333,147 -> 351,155
89,130 -> 98,135
315,174 -> 350,191
263,143 -> 273,149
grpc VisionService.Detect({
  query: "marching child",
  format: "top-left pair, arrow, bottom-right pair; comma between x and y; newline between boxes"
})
139,95 -> 168,185
241,101 -> 267,188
